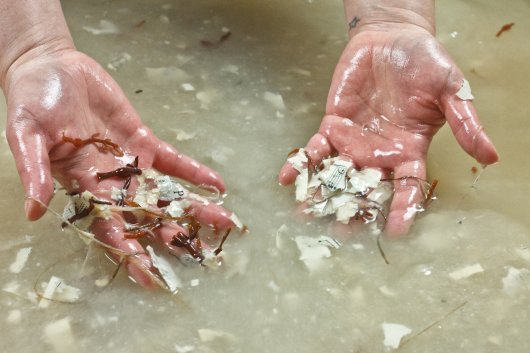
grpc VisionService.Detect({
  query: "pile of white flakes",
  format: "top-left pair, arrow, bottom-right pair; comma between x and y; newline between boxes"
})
288,148 -> 393,226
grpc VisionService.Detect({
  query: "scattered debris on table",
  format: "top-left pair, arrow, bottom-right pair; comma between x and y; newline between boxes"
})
448,263 -> 484,280
82,19 -> 119,35
294,235 -> 341,272
8,247 -> 31,273
382,322 -> 411,349
496,22 -> 515,37
200,29 -> 232,48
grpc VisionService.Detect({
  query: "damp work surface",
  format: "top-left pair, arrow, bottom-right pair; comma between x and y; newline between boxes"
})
0,0 -> 529,352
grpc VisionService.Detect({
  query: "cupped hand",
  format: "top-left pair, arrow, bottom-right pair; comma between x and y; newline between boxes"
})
280,25 -> 498,235
4,48 -> 234,287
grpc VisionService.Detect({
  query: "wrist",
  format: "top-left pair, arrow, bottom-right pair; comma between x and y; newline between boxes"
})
343,1 -> 435,37
1,34 -> 75,91
0,0 -> 75,90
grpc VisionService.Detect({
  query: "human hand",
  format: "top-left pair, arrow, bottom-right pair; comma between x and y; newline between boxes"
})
4,48 -> 235,287
279,25 -> 498,235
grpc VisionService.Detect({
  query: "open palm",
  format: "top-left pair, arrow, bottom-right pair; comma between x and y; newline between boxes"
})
5,49 -> 233,287
280,28 -> 498,235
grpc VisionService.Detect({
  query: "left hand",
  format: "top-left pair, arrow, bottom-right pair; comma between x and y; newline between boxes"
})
279,24 -> 498,235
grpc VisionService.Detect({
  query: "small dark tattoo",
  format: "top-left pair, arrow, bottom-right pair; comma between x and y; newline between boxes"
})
349,16 -> 361,30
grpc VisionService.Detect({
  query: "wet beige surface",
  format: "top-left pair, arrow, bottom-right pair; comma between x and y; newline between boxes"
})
1,0 -> 529,352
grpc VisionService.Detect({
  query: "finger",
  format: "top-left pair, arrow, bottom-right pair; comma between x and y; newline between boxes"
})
153,140 -> 226,193
279,132 -> 333,185
385,160 -> 427,237
441,91 -> 499,165
90,217 -> 156,288
6,118 -> 54,220
187,199 -> 236,231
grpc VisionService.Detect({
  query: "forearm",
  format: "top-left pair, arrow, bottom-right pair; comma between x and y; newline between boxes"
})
0,0 -> 74,89
343,0 -> 435,36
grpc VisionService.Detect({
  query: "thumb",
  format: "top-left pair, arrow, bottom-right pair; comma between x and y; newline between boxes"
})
441,81 -> 499,165
6,115 -> 54,220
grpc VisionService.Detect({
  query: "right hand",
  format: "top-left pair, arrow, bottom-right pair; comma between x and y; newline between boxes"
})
4,47 -> 235,288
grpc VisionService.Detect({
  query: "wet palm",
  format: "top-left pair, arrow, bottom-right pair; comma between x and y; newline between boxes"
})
5,49 -> 233,287
280,28 -> 498,235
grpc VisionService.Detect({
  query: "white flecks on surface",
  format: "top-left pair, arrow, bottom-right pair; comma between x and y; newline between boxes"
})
173,128 -> 197,141
229,213 -> 244,230
6,310 -> 21,324
181,83 -> 195,91
275,224 -> 289,250
107,52 -> 131,70
39,277 -> 81,308
198,328 -> 236,343
221,64 -> 239,74
502,267 -> 530,297
9,247 -> 31,273
166,199 -> 191,217
82,19 -> 119,35
287,148 -> 308,172
44,317 -> 76,352
146,246 -> 182,293
145,67 -> 191,82
295,168 -> 309,202
456,78 -> 474,100
39,276 -> 63,308
288,67 -> 312,76
155,175 -> 188,201
174,344 -> 195,353
449,263 -> 484,280
190,279 -> 200,287
196,90 -> 218,109
223,250 -> 250,278
379,285 -> 396,297
263,91 -> 286,110
94,276 -> 111,288
110,186 -> 125,203
294,235 -> 341,272
515,247 -> 530,262
382,322 -> 412,349
352,243 -> 365,250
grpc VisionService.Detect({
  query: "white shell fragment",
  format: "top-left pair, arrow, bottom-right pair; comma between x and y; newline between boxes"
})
294,235 -> 341,272
82,19 -> 119,35
166,199 -> 191,217
382,322 -> 411,349
155,175 -> 188,201
287,148 -> 308,172
39,276 -> 81,308
7,310 -> 22,324
456,78 -> 474,100
263,91 -> 286,110
502,267 -> 530,297
44,317 -> 76,352
198,328 -> 236,343
107,52 -> 131,71
146,246 -> 182,293
292,155 -> 392,227
9,247 -> 31,273
448,263 -> 484,280
229,213 -> 244,230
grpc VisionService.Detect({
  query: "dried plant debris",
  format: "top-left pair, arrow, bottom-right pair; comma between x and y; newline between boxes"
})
287,148 -> 437,231
47,133 -> 245,292
496,22 -> 515,37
